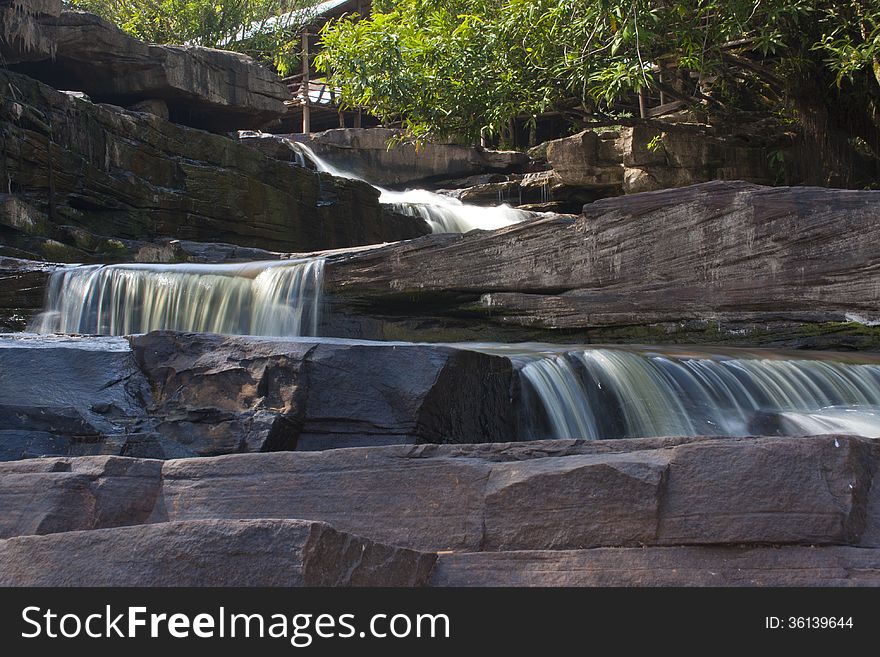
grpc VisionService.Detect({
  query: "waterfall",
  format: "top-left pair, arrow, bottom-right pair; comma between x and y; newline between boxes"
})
515,347 -> 880,440
31,258 -> 325,337
286,140 -> 532,234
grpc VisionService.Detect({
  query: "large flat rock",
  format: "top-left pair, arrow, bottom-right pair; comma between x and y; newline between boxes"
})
155,435 -> 875,552
430,546 -> 880,586
0,519 -> 435,586
320,181 -> 880,348
2,7 -> 291,132
0,69 -> 429,261
4,435 -> 874,555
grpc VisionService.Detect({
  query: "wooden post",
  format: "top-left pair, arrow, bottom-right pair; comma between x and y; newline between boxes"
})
638,87 -> 648,119
659,70 -> 667,106
301,31 -> 311,134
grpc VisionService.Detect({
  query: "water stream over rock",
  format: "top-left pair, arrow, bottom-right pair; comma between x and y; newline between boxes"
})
509,345 -> 880,440
288,141 -> 533,233
31,259 -> 324,337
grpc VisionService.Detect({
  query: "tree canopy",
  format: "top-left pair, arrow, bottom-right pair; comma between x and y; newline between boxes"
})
317,0 -> 880,185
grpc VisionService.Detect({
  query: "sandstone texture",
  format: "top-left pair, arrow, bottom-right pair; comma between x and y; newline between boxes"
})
319,181 -> 880,348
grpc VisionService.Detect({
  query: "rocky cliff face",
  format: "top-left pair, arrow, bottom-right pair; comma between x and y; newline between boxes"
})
1,434 -> 878,585
1,3 -> 291,132
0,69 -> 429,261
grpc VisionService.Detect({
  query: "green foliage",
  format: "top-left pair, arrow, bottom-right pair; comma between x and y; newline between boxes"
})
65,0 -> 321,74
316,0 -> 880,146
646,134 -> 664,153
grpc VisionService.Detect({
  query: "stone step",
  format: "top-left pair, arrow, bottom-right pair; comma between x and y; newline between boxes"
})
2,435 -> 877,553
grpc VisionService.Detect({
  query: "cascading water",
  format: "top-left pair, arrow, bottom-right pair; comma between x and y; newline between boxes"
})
514,347 -> 880,440
31,258 -> 324,337
286,140 -> 533,233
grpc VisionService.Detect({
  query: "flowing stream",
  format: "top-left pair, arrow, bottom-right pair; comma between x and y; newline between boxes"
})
507,346 -> 880,440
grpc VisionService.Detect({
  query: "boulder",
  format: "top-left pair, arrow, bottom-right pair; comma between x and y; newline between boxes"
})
430,546 -> 880,586
2,8 -> 292,132
0,331 -> 518,459
0,69 -> 430,261
317,181 -> 880,348
0,519 -> 435,586
129,331 -> 517,453
545,130 -> 624,188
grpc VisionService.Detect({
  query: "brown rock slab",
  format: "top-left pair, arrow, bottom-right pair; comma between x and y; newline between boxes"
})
657,436 -> 871,546
0,455 -> 162,539
0,519 -> 436,586
156,435 -> 877,552
319,181 -> 880,346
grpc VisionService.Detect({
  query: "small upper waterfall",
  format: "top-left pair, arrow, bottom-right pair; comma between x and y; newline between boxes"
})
287,140 -> 532,234
513,347 -> 880,440
31,258 -> 324,337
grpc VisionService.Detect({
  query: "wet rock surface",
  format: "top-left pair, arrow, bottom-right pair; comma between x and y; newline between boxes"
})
0,331 -> 518,459
280,128 -> 531,186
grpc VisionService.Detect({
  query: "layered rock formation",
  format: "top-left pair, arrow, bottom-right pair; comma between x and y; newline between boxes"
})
1,434 -> 878,585
1,3 -> 291,132
319,181 -> 880,348
0,332 -> 517,460
0,69 -> 429,261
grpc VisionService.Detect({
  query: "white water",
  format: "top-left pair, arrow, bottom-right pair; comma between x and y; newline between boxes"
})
287,140 -> 532,233
31,258 -> 325,337
514,347 -> 880,440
